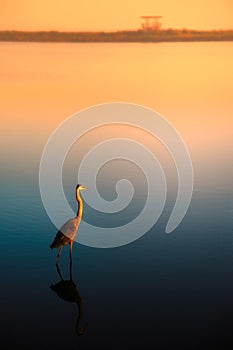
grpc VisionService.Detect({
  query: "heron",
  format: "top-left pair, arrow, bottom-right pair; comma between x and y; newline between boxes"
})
50,184 -> 88,266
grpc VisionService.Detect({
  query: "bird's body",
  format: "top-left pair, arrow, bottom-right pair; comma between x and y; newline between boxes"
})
50,184 -> 87,265
50,217 -> 80,249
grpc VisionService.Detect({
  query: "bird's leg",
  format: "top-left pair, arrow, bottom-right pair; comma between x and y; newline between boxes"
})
56,247 -> 62,265
69,242 -> 73,281
69,241 -> 73,263
56,263 -> 64,281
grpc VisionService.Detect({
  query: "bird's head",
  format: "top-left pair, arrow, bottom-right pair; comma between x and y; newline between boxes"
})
76,184 -> 88,191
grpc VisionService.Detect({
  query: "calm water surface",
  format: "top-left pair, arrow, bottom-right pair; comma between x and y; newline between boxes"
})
0,42 -> 232,349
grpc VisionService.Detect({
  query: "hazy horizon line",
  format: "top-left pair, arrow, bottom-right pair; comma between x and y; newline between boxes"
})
1,28 -> 232,43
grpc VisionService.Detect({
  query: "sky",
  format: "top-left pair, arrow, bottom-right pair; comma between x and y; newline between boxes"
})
0,0 -> 232,31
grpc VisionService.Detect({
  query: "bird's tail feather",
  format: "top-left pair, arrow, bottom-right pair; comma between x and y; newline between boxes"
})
50,241 -> 58,249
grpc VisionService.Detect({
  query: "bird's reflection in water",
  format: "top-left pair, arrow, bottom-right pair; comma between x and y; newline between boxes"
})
50,264 -> 88,336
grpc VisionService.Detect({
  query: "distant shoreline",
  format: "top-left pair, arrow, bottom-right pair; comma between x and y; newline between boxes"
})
0,29 -> 233,43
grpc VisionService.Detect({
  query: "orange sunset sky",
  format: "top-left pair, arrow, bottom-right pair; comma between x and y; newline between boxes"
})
0,0 -> 232,31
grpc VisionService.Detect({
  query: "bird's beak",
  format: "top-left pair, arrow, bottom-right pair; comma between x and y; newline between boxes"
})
81,186 -> 88,190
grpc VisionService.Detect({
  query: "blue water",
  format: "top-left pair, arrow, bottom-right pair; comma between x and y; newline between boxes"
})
1,165 -> 232,349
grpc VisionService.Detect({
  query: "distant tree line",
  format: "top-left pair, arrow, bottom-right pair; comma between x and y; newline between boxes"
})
0,29 -> 233,42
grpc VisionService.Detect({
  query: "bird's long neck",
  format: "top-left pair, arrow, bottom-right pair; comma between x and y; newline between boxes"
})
76,189 -> 83,219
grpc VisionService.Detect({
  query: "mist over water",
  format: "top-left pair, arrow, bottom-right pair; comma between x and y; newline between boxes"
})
0,42 -> 232,349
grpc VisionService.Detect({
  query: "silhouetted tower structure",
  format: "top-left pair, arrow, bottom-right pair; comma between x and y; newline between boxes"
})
141,16 -> 163,31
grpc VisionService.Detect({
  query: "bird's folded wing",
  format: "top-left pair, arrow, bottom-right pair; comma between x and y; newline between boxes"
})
59,218 -> 79,240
